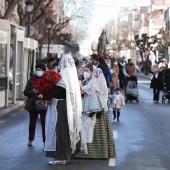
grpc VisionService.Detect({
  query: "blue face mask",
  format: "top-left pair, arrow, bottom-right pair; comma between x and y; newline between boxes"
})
89,60 -> 93,64
35,71 -> 43,77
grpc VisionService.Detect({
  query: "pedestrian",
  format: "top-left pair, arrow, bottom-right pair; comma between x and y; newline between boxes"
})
110,58 -> 119,94
74,66 -> 116,159
118,57 -> 126,90
40,54 -> 83,165
46,57 -> 58,72
150,63 -> 164,103
90,54 -> 110,88
24,63 -> 47,146
109,88 -> 125,122
99,56 -> 112,87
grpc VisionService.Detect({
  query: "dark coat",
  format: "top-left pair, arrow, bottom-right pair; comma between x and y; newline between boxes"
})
24,75 -> 41,112
97,63 -> 109,87
150,72 -> 164,90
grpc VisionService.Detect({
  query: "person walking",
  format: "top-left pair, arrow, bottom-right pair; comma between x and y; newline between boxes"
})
109,88 -> 125,122
24,63 -> 47,146
99,57 -> 112,87
150,63 -> 164,103
118,57 -> 126,90
90,54 -> 110,88
110,59 -> 119,94
74,65 -> 116,159
39,54 -> 83,165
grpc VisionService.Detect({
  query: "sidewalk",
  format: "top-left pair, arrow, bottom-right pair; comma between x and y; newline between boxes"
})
0,99 -> 25,118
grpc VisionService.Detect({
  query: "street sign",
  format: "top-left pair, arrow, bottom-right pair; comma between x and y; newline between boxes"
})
42,44 -> 65,53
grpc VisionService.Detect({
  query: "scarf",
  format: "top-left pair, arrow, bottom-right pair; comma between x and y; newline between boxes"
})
113,94 -> 120,104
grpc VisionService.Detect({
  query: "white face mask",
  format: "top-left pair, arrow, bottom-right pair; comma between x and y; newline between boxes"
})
83,72 -> 91,79
114,62 -> 117,65
35,71 -> 43,77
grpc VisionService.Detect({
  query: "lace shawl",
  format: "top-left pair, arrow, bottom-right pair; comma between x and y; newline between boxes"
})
59,53 -> 83,154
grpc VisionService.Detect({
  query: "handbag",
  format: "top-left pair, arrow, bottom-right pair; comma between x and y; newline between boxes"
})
35,100 -> 47,112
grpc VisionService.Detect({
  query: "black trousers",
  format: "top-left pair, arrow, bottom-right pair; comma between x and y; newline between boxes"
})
153,89 -> 160,101
113,109 -> 120,120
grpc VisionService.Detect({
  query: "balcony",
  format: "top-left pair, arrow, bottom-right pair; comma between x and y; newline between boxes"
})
153,18 -> 165,29
151,0 -> 167,12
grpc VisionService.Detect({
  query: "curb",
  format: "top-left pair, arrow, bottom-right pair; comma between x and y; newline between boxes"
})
0,100 -> 25,118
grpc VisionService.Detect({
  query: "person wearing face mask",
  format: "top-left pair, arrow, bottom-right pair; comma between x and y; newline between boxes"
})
24,63 -> 47,146
110,59 -> 119,95
75,65 -> 116,160
118,57 -> 126,90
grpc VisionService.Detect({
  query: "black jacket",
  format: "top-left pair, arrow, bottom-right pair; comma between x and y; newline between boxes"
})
97,63 -> 109,88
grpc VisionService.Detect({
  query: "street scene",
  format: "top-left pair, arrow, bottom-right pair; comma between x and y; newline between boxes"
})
1,0 -> 170,170
1,75 -> 170,170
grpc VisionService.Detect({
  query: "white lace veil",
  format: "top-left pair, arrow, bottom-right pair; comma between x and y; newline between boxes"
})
58,53 -> 83,153
92,68 -> 108,99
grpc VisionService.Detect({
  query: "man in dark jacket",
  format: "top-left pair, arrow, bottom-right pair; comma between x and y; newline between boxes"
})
90,54 -> 110,88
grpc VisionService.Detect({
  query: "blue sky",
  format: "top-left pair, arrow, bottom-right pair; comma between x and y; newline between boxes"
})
79,0 -> 151,56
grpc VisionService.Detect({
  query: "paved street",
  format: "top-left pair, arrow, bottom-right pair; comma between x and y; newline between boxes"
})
1,76 -> 170,170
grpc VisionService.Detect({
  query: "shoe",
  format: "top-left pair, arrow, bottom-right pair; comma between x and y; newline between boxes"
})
48,160 -> 66,165
113,118 -> 117,122
117,119 -> 120,122
28,141 -> 33,146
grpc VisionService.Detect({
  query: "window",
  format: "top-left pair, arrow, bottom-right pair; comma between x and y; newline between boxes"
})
0,44 -> 6,77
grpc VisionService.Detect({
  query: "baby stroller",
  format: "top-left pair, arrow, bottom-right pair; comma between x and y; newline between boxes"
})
162,69 -> 170,103
124,76 -> 139,103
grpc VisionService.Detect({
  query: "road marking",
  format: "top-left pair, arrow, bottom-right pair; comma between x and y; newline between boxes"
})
109,158 -> 116,166
109,107 -> 113,111
113,130 -> 117,139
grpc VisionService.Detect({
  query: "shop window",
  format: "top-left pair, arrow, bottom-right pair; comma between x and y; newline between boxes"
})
0,44 -> 6,77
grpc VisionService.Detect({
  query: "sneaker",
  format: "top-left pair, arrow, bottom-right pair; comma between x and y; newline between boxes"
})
28,141 -> 33,146
117,119 -> 120,122
113,118 -> 117,122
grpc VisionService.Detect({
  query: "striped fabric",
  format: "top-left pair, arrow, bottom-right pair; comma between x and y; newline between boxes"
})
75,113 -> 116,159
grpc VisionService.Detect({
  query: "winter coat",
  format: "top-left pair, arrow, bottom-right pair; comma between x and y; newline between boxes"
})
105,66 -> 112,81
24,75 -> 42,112
111,65 -> 119,87
150,72 -> 164,90
109,94 -> 125,109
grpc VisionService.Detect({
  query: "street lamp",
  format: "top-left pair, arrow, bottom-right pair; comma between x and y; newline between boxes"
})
25,0 -> 34,12
25,0 -> 34,37
47,23 -> 52,58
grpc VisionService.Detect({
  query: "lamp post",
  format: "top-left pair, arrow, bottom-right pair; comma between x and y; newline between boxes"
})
47,23 -> 52,58
25,0 -> 34,37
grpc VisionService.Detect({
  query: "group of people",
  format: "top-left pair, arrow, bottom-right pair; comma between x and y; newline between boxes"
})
24,53 -> 117,165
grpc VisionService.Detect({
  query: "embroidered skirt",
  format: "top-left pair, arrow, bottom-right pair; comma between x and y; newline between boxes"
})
74,112 -> 116,159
